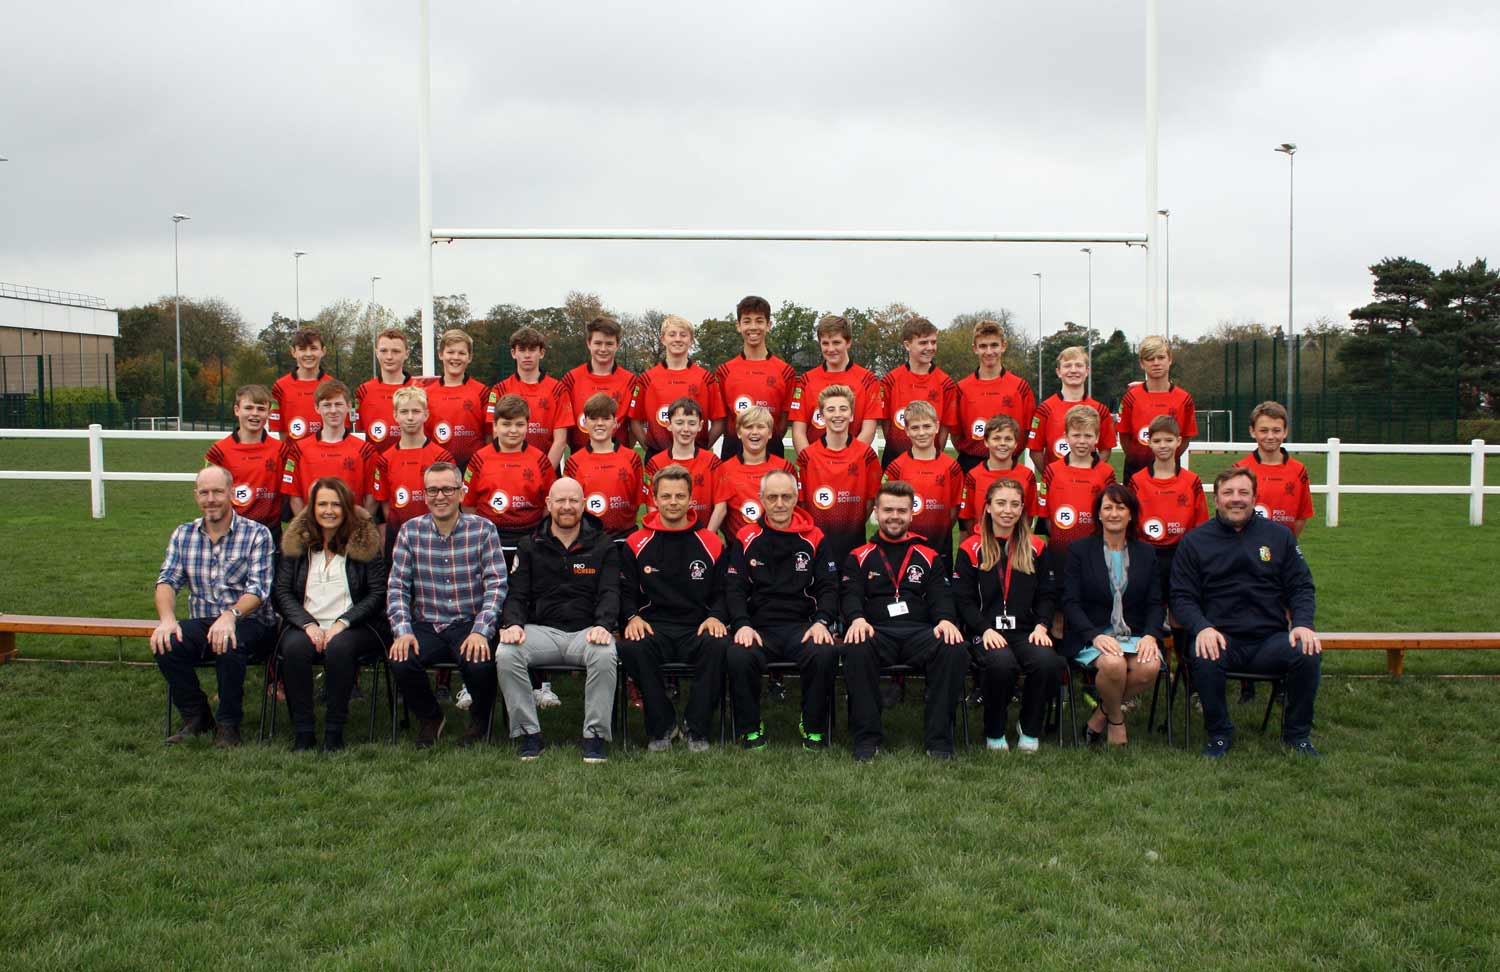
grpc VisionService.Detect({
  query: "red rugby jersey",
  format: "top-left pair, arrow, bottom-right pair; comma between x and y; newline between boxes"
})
352,374 -> 415,453
713,353 -> 797,437
205,431 -> 286,529
421,376 -> 490,466
462,443 -> 557,535
1039,456 -> 1116,560
645,447 -> 721,529
789,362 -> 882,444
1116,381 -> 1197,466
565,445 -> 648,537
372,439 -> 455,531
711,453 -> 797,541
959,458 -> 1040,521
797,436 -> 881,557
628,362 -> 722,453
486,373 -> 566,453
952,369 -> 1037,459
884,451 -> 963,547
279,431 -> 378,502
1026,393 -> 1118,463
268,371 -> 332,441
1233,450 -> 1315,526
879,364 -> 959,455
1129,465 -> 1208,547
557,363 -> 635,451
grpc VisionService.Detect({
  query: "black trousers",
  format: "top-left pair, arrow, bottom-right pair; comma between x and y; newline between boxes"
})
1189,631 -> 1322,743
955,450 -> 986,473
842,622 -> 968,754
278,624 -> 386,734
972,639 -> 1066,739
618,623 -> 728,740
154,617 -> 275,729
388,620 -> 498,730
725,623 -> 838,736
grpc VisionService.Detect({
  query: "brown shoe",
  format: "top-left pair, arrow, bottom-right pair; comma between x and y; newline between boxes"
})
213,725 -> 242,749
166,712 -> 216,745
456,723 -> 487,749
415,714 -> 446,748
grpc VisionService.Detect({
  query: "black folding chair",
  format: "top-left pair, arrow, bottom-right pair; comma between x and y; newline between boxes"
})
618,661 -> 727,746
388,661 -> 497,744
163,651 -> 271,741
724,659 -> 836,744
491,661 -> 628,749
258,643 -> 394,744
1066,656 -> 1173,748
962,663 -> 1069,750
1168,653 -> 1285,746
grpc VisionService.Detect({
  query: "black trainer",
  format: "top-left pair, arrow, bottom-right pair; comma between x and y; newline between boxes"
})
415,715 -> 445,748
1285,739 -> 1322,758
517,732 -> 546,761
323,729 -> 346,753
852,746 -> 880,763
291,732 -> 317,752
1201,736 -> 1232,759
581,737 -> 608,764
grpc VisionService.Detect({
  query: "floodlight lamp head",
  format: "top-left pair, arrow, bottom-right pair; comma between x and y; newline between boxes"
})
372,275 -> 382,282
1032,272 -> 1041,278
294,249 -> 308,258
1080,247 -> 1092,254
1157,209 -> 1169,217
1276,143 -> 1297,155
172,213 -> 190,222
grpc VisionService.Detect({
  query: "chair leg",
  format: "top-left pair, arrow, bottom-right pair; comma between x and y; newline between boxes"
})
164,685 -> 172,739
960,670 -> 971,751
1259,682 -> 1278,734
1065,670 -> 1077,748
257,655 -> 274,742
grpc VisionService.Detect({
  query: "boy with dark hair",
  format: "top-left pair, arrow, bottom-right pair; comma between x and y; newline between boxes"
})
279,379 -> 377,515
958,413 -> 1038,534
269,327 -> 331,440
952,319 -> 1036,473
1117,335 -> 1196,483
1027,345 -> 1116,471
558,316 -> 635,452
883,399 -> 963,568
629,314 -> 723,454
796,384 -> 881,571
462,394 -> 558,548
645,397 -> 722,529
487,326 -> 569,469
1233,401 -> 1313,536
206,384 -> 287,539
352,327 -> 415,454
879,316 -> 958,467
714,295 -> 797,462
422,328 -> 491,468
564,393 -> 647,540
790,314 -> 881,453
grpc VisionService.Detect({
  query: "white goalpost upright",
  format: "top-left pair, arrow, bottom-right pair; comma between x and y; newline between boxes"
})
414,0 -> 1162,375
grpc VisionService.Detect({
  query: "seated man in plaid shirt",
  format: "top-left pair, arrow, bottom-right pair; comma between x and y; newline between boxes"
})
151,465 -> 278,748
386,461 -> 509,748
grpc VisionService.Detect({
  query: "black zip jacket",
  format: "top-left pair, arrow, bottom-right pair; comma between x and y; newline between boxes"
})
499,515 -> 620,631
274,507 -> 390,639
1061,535 -> 1164,659
951,532 -> 1056,639
1170,513 -> 1315,641
726,508 -> 839,632
621,510 -> 728,627
841,532 -> 957,627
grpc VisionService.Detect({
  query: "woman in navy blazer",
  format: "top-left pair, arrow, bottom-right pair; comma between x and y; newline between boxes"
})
1062,484 -> 1164,746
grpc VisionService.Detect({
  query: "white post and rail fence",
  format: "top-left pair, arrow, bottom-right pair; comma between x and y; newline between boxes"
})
1,426 -> 1497,526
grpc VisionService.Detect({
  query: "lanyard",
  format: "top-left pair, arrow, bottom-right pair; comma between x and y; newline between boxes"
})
999,548 -> 1015,608
877,544 -> 917,602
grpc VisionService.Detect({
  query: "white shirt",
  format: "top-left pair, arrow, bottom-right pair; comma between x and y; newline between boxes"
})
303,552 -> 352,628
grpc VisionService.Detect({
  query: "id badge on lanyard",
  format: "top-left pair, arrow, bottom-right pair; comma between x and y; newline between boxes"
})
879,546 -> 916,618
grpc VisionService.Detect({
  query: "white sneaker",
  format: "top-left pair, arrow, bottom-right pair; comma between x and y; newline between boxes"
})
535,683 -> 561,709
455,686 -> 473,711
986,736 -> 1009,752
1016,733 -> 1040,754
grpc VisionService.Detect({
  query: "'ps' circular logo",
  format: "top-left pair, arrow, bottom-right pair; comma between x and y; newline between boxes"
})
912,492 -> 925,513
1143,517 -> 1165,540
655,406 -> 671,427
434,422 -> 453,443
288,417 -> 308,438
813,485 -> 835,510
1054,437 -> 1071,457
894,407 -> 908,430
1136,425 -> 1152,445
1054,504 -> 1077,528
489,491 -> 510,514
971,419 -> 987,440
369,420 -> 388,441
734,396 -> 753,413
394,486 -> 411,509
1254,504 -> 1269,519
811,408 -> 825,429
231,483 -> 253,507
741,500 -> 762,521
586,493 -> 608,515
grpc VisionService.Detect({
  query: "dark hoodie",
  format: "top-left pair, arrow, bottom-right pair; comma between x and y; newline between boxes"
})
621,510 -> 728,627
499,513 -> 620,632
726,508 -> 839,632
841,531 -> 958,628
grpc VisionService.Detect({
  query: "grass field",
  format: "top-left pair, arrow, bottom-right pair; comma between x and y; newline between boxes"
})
2,436 -> 1499,970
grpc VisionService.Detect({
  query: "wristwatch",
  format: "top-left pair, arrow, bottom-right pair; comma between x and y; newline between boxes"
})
228,606 -> 243,619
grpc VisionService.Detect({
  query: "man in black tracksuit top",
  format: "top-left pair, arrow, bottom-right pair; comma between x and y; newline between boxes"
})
725,470 -> 840,751
1171,466 -> 1322,758
618,465 -> 731,751
841,480 -> 968,760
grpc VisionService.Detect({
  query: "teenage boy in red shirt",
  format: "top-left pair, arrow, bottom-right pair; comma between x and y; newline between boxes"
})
462,394 -> 558,548
558,316 -> 635,453
645,398 -> 721,529
952,319 -> 1036,473
884,399 -> 962,568
1027,345 -> 1116,471
565,393 -> 647,541
372,384 -> 455,554
790,314 -> 880,453
352,327 -> 415,454
796,383 -> 881,570
708,404 -> 796,544
206,383 -> 287,538
879,316 -> 958,467
1039,404 -> 1116,564
714,295 -> 797,462
280,379 -> 378,514
1233,400 -> 1314,536
958,414 -> 1038,535
629,314 -> 722,455
422,328 -> 490,468
269,327 -> 332,441
1117,334 -> 1197,484
487,326 -> 568,469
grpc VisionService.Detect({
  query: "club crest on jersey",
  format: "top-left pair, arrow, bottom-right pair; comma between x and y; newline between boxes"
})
812,486 -> 836,510
1259,546 -> 1272,562
288,417 -> 308,438
489,491 -> 510,513
434,422 -> 453,443
232,483 -> 253,507
368,420 -> 388,441
905,565 -> 924,584
1143,517 -> 1165,540
689,560 -> 707,581
794,551 -> 810,572
586,493 -> 607,515
1053,504 -> 1078,528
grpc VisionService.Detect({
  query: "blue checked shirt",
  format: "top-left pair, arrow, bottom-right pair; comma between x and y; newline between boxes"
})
387,512 -> 508,639
156,513 -> 276,624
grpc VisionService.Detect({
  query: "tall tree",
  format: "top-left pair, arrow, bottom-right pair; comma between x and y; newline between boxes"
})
1348,257 -> 1434,336
768,300 -> 822,370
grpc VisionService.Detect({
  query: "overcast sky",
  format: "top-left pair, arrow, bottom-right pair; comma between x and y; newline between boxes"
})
3,0 -> 1498,348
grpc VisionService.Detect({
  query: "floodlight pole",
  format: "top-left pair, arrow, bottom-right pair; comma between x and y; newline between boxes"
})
172,214 -> 190,430
1276,142 -> 1297,429
1145,0 -> 1160,336
369,275 -> 382,376
1081,247 -> 1094,400
1033,272 -> 1043,401
294,250 -> 308,326
1157,209 -> 1171,341
418,0 -> 435,377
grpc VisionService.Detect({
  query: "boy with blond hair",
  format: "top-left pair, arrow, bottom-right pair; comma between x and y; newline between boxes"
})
1117,335 -> 1197,484
629,314 -> 723,454
1027,345 -> 1116,471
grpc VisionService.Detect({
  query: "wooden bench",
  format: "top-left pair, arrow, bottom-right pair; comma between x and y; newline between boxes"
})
1319,632 -> 1500,677
0,614 -> 160,664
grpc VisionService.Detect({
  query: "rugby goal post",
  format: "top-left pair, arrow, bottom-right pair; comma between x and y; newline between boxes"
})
414,0 -> 1162,377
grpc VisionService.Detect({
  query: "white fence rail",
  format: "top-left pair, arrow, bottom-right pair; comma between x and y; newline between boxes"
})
1,426 -> 1497,526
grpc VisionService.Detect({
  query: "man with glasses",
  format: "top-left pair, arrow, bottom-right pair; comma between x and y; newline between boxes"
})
386,461 -> 508,747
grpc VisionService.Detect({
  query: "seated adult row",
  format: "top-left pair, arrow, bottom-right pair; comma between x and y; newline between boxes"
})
151,461 -> 1323,760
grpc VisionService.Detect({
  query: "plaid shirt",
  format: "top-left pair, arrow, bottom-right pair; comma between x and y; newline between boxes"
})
388,512 -> 508,639
156,513 -> 276,624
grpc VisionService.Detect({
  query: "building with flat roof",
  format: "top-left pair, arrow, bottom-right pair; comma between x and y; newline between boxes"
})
0,283 -> 119,394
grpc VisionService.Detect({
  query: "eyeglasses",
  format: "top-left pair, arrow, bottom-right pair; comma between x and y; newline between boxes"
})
424,485 -> 461,498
